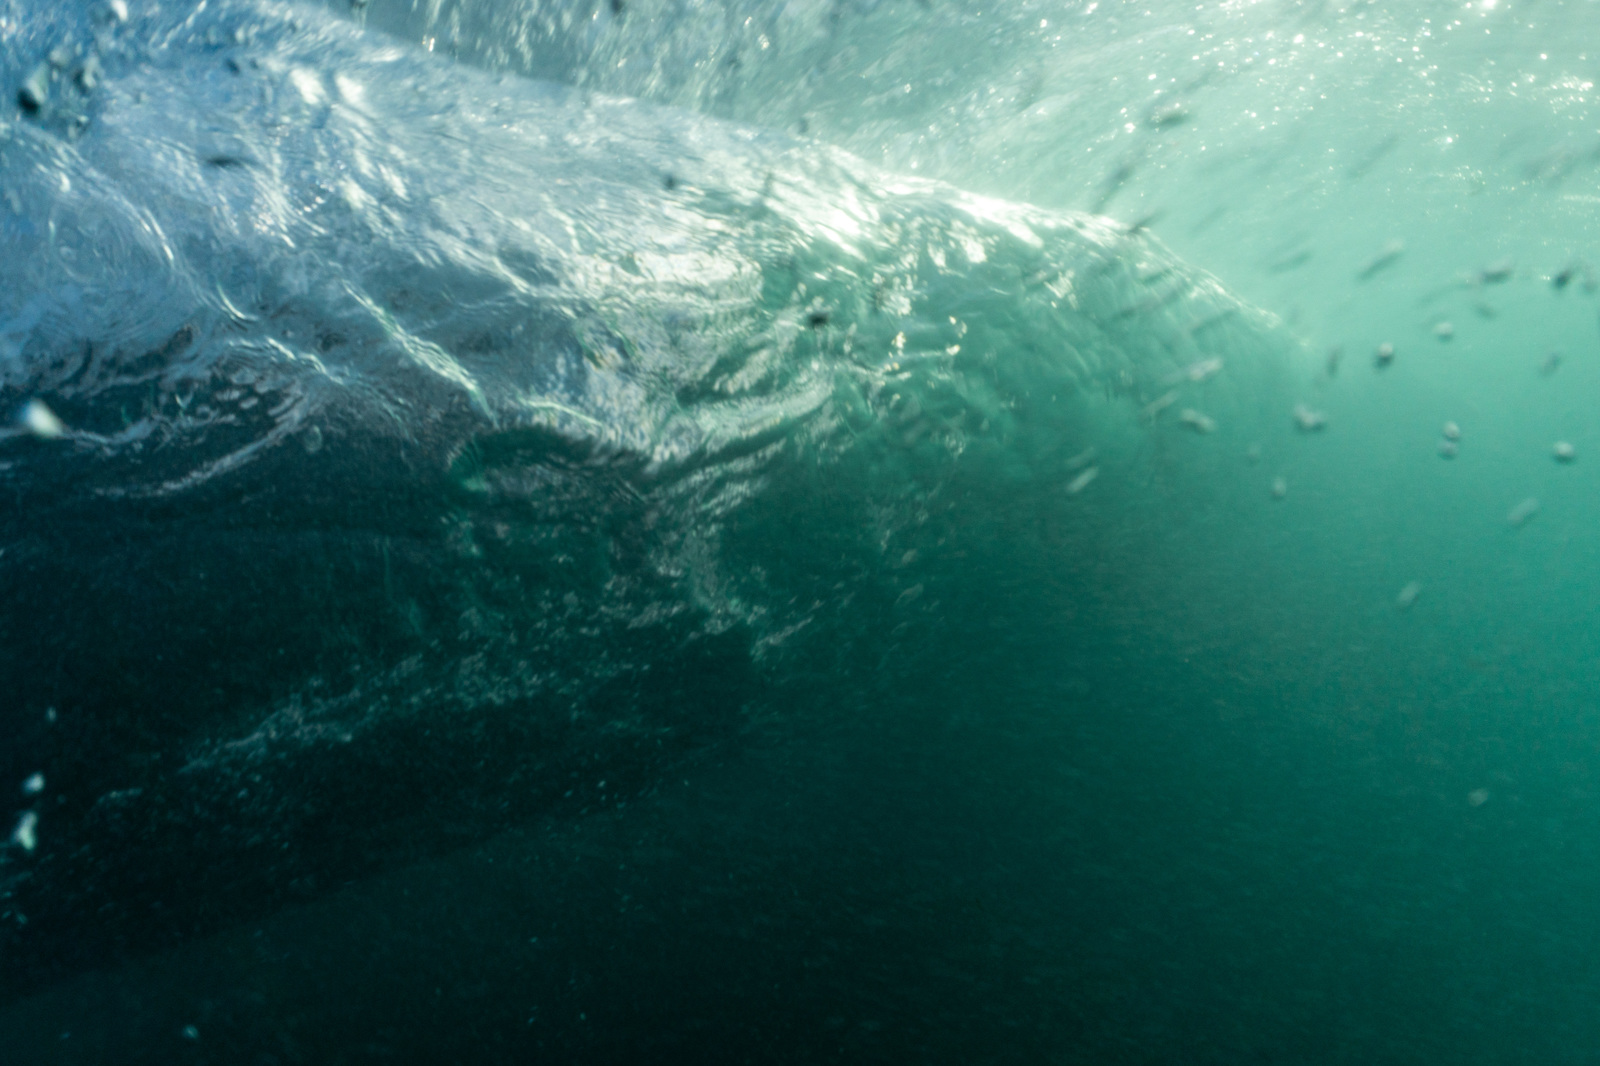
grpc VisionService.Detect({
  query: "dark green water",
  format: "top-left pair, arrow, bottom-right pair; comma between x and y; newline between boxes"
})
5,0 -> 1600,1061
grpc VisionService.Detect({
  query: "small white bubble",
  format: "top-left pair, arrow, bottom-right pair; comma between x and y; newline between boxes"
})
1292,404 -> 1327,432
20,399 -> 66,439
22,773 -> 43,796
1142,390 -> 1178,421
1507,497 -> 1540,527
1442,421 -> 1461,441
1065,447 -> 1097,471
1553,441 -> 1576,463
181,1025 -> 200,1041
1396,581 -> 1421,609
11,811 -> 37,852
1270,476 -> 1288,499
1467,788 -> 1489,807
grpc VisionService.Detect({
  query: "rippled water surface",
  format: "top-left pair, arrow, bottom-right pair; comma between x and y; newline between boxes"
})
3,1 -> 1600,1062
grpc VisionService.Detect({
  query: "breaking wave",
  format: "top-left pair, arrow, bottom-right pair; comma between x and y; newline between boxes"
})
0,0 -> 1293,996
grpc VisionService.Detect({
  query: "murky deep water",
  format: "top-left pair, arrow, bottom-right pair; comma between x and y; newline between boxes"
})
4,0 -> 1600,1062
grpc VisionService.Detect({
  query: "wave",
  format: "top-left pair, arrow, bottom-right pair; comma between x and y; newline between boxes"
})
0,0 -> 1293,997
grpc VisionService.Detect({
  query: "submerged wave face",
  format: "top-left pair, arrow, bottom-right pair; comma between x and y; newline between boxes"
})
0,0 -> 1291,996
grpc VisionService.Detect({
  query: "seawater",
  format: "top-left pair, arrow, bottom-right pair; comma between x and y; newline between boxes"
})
3,0 -> 1600,1062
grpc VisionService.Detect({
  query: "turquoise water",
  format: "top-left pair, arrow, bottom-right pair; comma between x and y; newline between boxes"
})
3,0 -> 1600,1061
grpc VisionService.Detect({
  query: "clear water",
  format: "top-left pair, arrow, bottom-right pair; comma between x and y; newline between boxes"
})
3,0 -> 1600,1061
